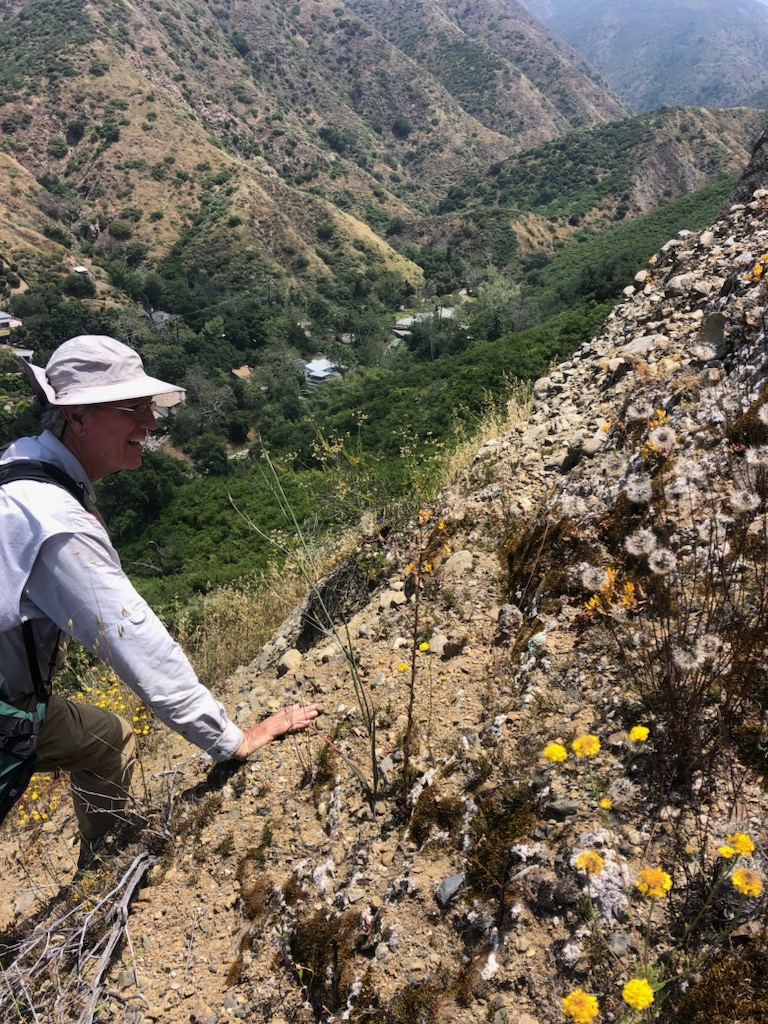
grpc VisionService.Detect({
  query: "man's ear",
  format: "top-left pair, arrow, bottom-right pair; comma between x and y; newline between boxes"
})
62,406 -> 91,436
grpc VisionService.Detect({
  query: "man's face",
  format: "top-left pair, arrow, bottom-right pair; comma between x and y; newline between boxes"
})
69,399 -> 159,481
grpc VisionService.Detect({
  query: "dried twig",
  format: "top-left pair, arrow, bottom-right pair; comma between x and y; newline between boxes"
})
0,851 -> 155,1024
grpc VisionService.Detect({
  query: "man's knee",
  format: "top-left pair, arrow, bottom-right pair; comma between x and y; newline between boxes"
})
37,695 -> 137,778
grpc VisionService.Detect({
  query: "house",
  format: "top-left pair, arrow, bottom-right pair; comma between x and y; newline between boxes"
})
139,310 -> 174,330
0,344 -> 33,361
300,357 -> 341,389
393,307 -> 455,338
0,310 -> 22,339
230,365 -> 252,381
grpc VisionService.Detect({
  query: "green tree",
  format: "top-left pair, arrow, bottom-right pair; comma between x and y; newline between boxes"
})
189,433 -> 230,476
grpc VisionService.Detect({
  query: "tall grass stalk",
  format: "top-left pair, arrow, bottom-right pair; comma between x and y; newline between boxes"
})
232,445 -> 379,813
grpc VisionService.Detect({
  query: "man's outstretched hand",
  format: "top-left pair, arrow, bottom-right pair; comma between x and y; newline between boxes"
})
233,703 -> 320,760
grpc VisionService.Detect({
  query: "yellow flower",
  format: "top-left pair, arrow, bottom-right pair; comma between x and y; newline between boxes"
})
543,742 -> 568,763
575,851 -> 604,876
398,662 -> 410,672
628,725 -> 649,743
437,520 -> 446,530
635,866 -> 672,899
622,978 -> 654,1010
718,845 -> 736,859
599,797 -> 613,810
572,734 -> 601,758
727,832 -> 755,856
732,868 -> 763,897
422,562 -> 433,573
619,582 -> 636,607
562,988 -> 599,1024
419,642 -> 430,652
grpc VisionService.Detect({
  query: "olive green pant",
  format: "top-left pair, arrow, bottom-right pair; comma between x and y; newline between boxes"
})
35,695 -> 137,842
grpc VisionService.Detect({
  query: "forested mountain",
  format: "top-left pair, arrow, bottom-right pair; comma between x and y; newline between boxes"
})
0,0 -> 759,321
521,0 -> 768,112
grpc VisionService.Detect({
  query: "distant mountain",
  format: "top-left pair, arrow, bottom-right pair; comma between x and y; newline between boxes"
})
521,0 -> 768,112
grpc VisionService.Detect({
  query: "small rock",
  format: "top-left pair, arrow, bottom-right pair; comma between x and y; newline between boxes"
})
277,649 -> 302,676
435,873 -> 465,908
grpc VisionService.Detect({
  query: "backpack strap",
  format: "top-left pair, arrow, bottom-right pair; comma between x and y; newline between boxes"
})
1,460 -> 92,705
0,459 -> 91,509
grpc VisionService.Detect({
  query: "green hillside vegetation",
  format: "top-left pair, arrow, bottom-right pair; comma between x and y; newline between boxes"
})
525,174 -> 738,318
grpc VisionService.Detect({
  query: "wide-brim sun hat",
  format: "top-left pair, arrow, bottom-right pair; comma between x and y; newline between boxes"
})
22,335 -> 185,408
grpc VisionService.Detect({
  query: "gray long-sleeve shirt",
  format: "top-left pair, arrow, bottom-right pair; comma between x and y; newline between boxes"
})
0,431 -> 243,760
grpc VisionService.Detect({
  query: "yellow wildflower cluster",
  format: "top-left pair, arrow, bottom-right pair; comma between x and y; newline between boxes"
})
718,831 -> 756,859
641,407 -> 672,458
572,734 -> 601,758
562,988 -> 599,1024
622,977 -> 655,1010
17,771 -> 66,827
742,253 -> 768,282
575,851 -> 604,876
731,867 -> 763,897
635,866 -> 673,899
76,673 -> 151,738
585,567 -> 638,615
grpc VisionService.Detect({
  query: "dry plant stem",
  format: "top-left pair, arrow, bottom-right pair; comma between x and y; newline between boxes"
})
310,726 -> 373,798
230,445 -> 379,812
402,543 -> 424,810
0,851 -> 155,1024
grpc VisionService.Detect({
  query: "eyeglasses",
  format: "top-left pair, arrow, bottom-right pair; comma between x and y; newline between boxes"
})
109,401 -> 158,417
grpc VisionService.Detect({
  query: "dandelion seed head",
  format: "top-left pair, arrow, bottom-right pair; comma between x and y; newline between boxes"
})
604,453 -> 628,478
605,778 -> 640,811
730,488 -> 761,513
758,404 -> 768,426
624,475 -> 653,504
745,445 -> 768,467
626,401 -> 656,422
625,527 -> 658,557
695,634 -> 724,662
648,547 -> 677,576
580,565 -> 611,592
672,646 -> 704,673
649,425 -> 676,449
691,343 -> 717,362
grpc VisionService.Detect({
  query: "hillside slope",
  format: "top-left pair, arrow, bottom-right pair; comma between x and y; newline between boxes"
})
2,132 -> 768,1024
0,0 -> 757,313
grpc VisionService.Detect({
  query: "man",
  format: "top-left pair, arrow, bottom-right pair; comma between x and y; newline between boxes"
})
0,335 -> 318,866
